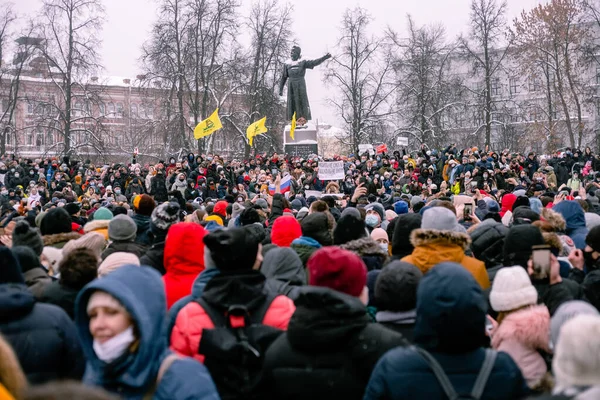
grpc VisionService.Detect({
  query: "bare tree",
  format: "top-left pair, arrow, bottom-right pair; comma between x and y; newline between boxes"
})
458,0 -> 511,147
325,7 -> 397,155
0,4 -> 18,155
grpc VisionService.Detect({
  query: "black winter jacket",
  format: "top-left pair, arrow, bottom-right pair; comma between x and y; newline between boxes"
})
0,283 -> 85,384
263,287 -> 406,400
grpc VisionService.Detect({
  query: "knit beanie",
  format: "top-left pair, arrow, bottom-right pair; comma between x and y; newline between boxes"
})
11,246 -> 41,273
333,213 -> 367,245
0,247 -> 23,284
203,226 -> 260,271
64,202 -> 81,216
503,225 -> 545,268
98,252 -> 140,277
364,203 -> 384,221
551,300 -> 600,349
291,199 -> 303,211
150,202 -> 180,233
370,228 -> 388,243
393,200 -> 409,215
308,247 -> 367,297
271,216 -> 302,247
375,261 -> 422,312
62,232 -> 107,258
512,196 -> 530,212
385,210 -> 398,222
421,207 -> 464,233
108,214 -> 137,242
11,221 -> 43,256
40,207 -> 72,236
93,207 -> 114,221
231,203 -> 245,221
586,225 -> 600,253
135,194 -> 156,216
553,315 -> 600,388
301,212 -> 333,246
392,213 -> 422,257
489,266 -> 538,312
255,198 -> 269,211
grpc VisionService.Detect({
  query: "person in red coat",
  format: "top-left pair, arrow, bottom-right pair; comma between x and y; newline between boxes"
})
162,222 -> 206,308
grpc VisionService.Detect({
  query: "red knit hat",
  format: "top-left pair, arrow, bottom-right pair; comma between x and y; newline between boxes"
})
213,200 -> 228,217
271,216 -> 302,247
308,247 -> 367,297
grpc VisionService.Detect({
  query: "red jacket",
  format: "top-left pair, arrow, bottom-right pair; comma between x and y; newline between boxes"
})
163,223 -> 206,308
170,294 -> 295,363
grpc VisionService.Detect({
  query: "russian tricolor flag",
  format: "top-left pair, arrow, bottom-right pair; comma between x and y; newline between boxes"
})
269,175 -> 292,195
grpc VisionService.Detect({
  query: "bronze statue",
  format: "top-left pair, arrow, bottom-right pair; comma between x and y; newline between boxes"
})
279,46 -> 331,123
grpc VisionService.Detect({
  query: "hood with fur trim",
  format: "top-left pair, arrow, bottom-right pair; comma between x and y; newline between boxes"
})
492,305 -> 550,352
42,232 -> 81,247
410,229 -> 471,251
83,219 -> 110,234
340,237 -> 389,271
540,208 -> 566,232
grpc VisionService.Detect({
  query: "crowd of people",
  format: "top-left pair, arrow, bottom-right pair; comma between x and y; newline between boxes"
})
1,145 -> 600,399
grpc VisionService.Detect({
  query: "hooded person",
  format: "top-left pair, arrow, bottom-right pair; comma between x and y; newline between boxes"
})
74,266 -> 219,399
374,261 -> 422,342
550,300 -> 600,351
469,219 -> 509,274
226,202 -> 245,228
340,234 -> 389,271
489,266 -> 551,390
84,207 -> 114,240
333,209 -> 367,245
401,207 -> 490,289
391,213 -> 422,260
291,212 -> 334,267
140,202 -> 181,275
162,222 -> 207,309
39,207 -> 82,276
500,193 -> 517,226
550,315 -> 600,399
12,245 -> 52,300
553,201 -> 589,249
0,247 -> 85,384
263,247 -> 407,400
364,262 -> 528,400
261,247 -> 306,300
101,215 -> 146,261
132,194 -> 156,246
270,215 -> 302,247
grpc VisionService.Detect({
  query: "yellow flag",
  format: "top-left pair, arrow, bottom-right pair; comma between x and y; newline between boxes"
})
194,108 -> 223,139
290,112 -> 296,141
246,116 -> 268,146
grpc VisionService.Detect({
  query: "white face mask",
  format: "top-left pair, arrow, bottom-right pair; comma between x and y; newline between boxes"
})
93,326 -> 135,364
379,243 -> 388,252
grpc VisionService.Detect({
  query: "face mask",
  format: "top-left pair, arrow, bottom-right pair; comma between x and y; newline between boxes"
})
305,185 -> 309,189
1,190 -> 7,195
232,189 -> 238,194
115,189 -> 121,195
483,174 -> 488,179
14,173 -> 19,178
30,171 -> 34,175
93,326 -> 135,364
10,168 -> 14,173
379,243 -> 389,252
365,214 -> 379,227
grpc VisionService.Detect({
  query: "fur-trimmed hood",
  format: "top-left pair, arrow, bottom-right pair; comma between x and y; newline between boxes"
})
83,219 -> 110,234
42,231 -> 81,247
410,229 -> 471,251
340,237 -> 388,257
492,305 -> 551,352
540,208 -> 566,232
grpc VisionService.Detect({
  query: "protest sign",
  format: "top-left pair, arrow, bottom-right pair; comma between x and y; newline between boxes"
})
318,161 -> 345,180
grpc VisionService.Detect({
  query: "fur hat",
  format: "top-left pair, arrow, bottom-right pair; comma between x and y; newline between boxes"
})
40,207 -> 72,236
93,207 -> 114,221
551,301 -> 599,349
108,215 -> 137,242
490,266 -> 538,312
150,202 -> 181,233
375,261 -> 422,311
308,246 -> 367,297
271,216 -> 302,247
553,315 -> 600,388
98,252 -> 140,277
62,232 -> 106,258
333,213 -> 367,245
11,221 -> 43,256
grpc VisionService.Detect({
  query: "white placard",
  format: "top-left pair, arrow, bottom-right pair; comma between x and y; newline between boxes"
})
318,161 -> 345,180
396,137 -> 409,146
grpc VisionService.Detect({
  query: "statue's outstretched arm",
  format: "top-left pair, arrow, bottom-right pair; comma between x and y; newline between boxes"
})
305,53 -> 332,69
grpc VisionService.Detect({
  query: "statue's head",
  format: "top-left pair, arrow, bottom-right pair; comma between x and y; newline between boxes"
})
291,46 -> 301,60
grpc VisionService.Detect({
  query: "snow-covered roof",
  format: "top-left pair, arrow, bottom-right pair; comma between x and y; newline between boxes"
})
318,124 -> 346,138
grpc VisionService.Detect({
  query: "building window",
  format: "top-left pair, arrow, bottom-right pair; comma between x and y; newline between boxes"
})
27,131 -> 34,146
509,78 -> 519,95
116,102 -> 124,118
99,102 -> 105,115
46,131 -> 54,146
108,102 -> 115,116
131,104 -> 138,118
27,102 -> 34,114
36,128 -> 44,147
596,67 -> 600,85
529,76 -> 542,92
146,105 -> 153,119
491,78 -> 501,96
529,108 -> 539,121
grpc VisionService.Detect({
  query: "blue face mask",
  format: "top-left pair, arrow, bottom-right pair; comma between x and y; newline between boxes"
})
365,214 -> 379,227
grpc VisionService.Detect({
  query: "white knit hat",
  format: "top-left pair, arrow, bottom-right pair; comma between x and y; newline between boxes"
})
553,315 -> 600,388
98,252 -> 140,277
86,290 -> 124,314
490,266 -> 538,312
62,232 -> 107,258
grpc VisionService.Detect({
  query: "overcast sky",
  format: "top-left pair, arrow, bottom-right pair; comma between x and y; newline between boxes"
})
14,0 -> 543,125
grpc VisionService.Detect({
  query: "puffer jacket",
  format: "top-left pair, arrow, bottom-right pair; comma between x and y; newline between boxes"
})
340,237 -> 388,271
263,287 -> 407,400
364,262 -> 528,400
170,270 -> 295,363
0,283 -> 85,384
163,223 -> 206,309
470,220 -> 509,271
75,266 -> 219,400
552,201 -> 588,249
491,305 -> 551,389
401,229 -> 490,289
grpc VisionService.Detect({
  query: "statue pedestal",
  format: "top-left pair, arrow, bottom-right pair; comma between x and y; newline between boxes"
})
283,122 -> 318,158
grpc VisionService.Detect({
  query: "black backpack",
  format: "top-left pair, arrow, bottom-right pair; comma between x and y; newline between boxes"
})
412,346 -> 497,400
194,294 -> 284,400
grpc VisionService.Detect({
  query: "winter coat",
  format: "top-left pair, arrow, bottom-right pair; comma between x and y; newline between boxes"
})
0,283 -> 85,384
171,179 -> 187,197
163,223 -> 206,309
39,280 -> 80,319
375,310 -> 417,343
140,239 -> 166,275
75,266 -> 219,400
391,213 -> 422,260
340,237 -> 388,271
83,219 -> 110,241
101,241 -> 146,261
364,263 -> 528,400
132,213 -> 152,247
470,220 -> 509,270
263,287 -> 407,400
261,247 -> 306,301
43,231 -> 82,249
533,278 -> 585,315
491,305 -> 551,388
401,229 -> 490,289
151,174 -> 169,203
552,201 -> 589,249
170,270 -> 295,363
23,267 -> 52,300
290,236 -> 321,268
